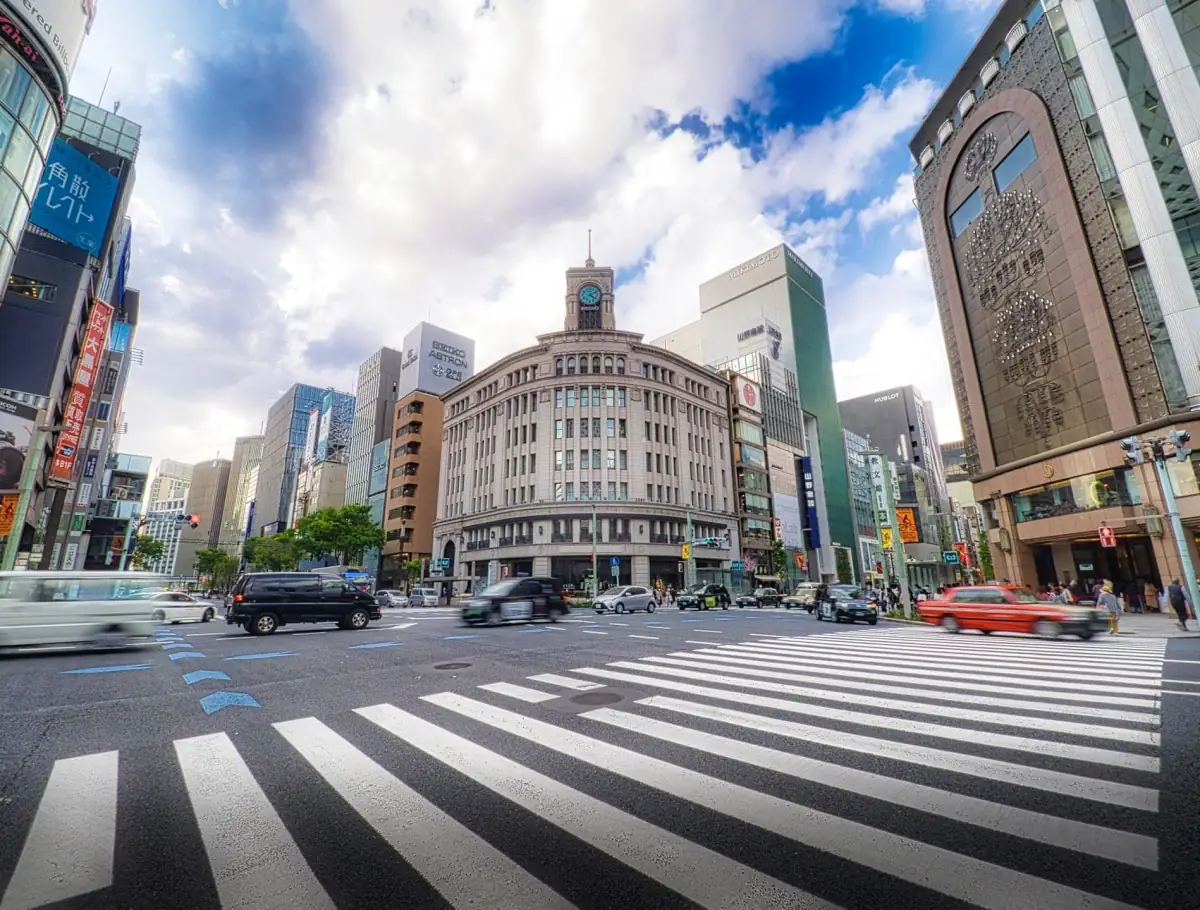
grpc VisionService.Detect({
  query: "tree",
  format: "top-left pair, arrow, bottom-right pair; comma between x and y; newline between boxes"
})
193,548 -> 226,580
769,539 -> 788,578
129,535 -> 164,570
977,529 -> 994,582
295,504 -> 384,566
835,547 -> 853,585
402,558 -> 422,588
243,531 -> 302,572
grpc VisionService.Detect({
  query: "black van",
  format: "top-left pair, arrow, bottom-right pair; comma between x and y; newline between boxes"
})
226,573 -> 382,635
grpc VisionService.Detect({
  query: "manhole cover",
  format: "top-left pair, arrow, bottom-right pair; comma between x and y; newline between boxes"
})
434,662 -> 472,670
571,691 -> 623,706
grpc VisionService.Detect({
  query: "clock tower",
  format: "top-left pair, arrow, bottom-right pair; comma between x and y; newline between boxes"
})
564,235 -> 615,332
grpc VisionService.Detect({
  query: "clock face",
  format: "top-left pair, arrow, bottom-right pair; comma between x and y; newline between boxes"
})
579,284 -> 601,306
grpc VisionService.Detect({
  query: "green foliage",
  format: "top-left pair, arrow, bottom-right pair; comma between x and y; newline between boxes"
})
295,504 -> 385,566
835,547 -> 853,584
243,531 -> 302,572
769,539 -> 788,577
193,548 -> 239,591
130,535 -> 164,570
977,529 -> 994,582
402,558 -> 422,587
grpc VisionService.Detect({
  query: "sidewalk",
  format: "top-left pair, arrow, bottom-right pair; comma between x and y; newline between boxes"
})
1112,609 -> 1200,639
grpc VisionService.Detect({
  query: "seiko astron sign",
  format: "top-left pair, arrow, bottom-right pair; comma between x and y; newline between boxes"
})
397,322 -> 476,398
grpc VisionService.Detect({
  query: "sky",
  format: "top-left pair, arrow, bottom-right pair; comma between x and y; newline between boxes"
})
64,0 -> 1003,467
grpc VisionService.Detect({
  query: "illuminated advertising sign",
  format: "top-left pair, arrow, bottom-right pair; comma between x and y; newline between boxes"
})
734,376 -> 761,414
48,299 -> 112,485
30,138 -> 120,255
397,323 -> 475,398
771,492 -> 803,549
896,507 -> 920,544
799,456 -> 822,550
0,397 -> 36,493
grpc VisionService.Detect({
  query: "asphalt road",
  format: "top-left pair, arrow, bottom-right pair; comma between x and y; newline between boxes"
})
0,603 -> 1195,910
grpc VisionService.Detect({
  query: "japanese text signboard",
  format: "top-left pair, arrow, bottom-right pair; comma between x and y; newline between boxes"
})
48,299 -> 112,486
30,139 -> 120,256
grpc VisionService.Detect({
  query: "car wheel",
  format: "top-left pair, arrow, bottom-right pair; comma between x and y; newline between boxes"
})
91,625 -> 130,650
549,606 -> 564,622
980,629 -> 992,635
939,615 -> 960,634
152,609 -> 166,623
486,607 -> 502,627
346,609 -> 370,630
202,607 -> 215,623
815,611 -> 825,622
251,613 -> 279,636
616,602 -> 626,614
867,618 -> 878,626
1033,619 -> 1061,639
647,601 -> 657,613
1078,630 -> 1094,641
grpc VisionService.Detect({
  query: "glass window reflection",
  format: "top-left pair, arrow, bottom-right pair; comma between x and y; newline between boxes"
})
0,108 -> 13,157
0,52 -> 30,116
1009,468 -> 1142,523
3,126 -> 32,186
19,88 -> 48,137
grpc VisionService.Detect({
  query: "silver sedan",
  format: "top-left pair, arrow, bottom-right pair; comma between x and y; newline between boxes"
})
593,585 -> 658,614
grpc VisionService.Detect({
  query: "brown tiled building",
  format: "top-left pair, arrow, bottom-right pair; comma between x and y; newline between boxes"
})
379,390 -> 444,586
910,0 -> 1200,591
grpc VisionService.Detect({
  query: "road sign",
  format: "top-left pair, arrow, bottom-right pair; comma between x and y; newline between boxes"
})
881,527 -> 894,551
942,550 -> 959,564
681,543 -> 691,561
731,560 -> 743,571
439,558 -> 451,568
1098,525 -> 1116,548
610,556 -> 620,567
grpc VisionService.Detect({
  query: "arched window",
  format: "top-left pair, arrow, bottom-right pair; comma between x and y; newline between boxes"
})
555,358 -> 564,376
592,356 -> 601,373
604,356 -> 614,374
567,356 -> 577,375
580,356 -> 589,374
616,357 -> 625,375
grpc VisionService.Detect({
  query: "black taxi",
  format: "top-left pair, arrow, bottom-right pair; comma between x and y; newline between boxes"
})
461,576 -> 569,625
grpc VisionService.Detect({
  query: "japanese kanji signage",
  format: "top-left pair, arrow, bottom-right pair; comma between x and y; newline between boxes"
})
799,456 -> 822,550
30,139 -> 119,256
48,299 -> 112,486
0,494 -> 17,537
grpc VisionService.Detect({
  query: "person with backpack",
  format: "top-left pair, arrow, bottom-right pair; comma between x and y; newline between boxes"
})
1167,579 -> 1191,631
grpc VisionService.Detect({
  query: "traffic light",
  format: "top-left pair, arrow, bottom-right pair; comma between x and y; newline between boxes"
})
1170,429 -> 1192,463
1119,437 -> 1143,464
1098,525 -> 1116,548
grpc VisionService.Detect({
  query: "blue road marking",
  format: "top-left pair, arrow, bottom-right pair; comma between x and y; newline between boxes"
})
199,691 -> 262,715
160,643 -> 194,650
443,634 -> 479,640
348,641 -> 404,649
682,619 -> 701,623
224,651 -> 296,661
183,669 -> 231,684
60,664 -> 152,675
169,651 -> 206,661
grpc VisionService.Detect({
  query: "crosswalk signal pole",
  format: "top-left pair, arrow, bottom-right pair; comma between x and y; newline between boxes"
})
591,501 -> 598,598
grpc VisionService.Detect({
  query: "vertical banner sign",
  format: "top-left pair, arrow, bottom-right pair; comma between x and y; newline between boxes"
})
799,456 -> 822,550
48,300 -> 113,485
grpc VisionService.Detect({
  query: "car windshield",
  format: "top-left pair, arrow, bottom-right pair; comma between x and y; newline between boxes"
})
754,589 -> 773,595
480,581 -> 519,596
830,586 -> 861,598
1009,587 -> 1041,604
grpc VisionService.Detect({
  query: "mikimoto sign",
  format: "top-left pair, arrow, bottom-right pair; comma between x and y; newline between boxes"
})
7,0 -> 98,86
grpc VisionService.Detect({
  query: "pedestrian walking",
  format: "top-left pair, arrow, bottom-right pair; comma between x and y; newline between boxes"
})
1144,579 -> 1160,612
1097,583 -> 1122,635
1167,578 -> 1191,631
1125,579 -> 1144,614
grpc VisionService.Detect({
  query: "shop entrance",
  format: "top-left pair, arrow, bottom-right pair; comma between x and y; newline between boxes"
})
1068,536 -> 1160,591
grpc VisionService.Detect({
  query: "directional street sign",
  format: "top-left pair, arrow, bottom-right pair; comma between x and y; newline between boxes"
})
681,543 -> 691,561
610,556 -> 620,567
941,550 -> 959,564
731,560 -> 744,571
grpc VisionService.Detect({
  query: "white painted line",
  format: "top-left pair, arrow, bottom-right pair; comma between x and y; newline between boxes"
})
614,660 -> 1158,743
527,673 -> 604,691
684,640 -> 724,646
186,631 -> 229,637
570,667 -> 1159,772
691,629 -> 723,634
0,752 -> 118,910
478,682 -> 559,703
1164,659 -> 1200,664
607,622 -> 630,627
638,695 -> 1157,812
175,733 -> 334,910
544,625 -> 567,631
629,635 -> 660,640
388,623 -> 418,630
856,635 -> 1167,661
748,633 -> 796,639
672,649 -> 1161,712
1162,690 -> 1200,697
558,619 -> 592,624
766,637 -> 1167,669
276,717 -> 571,909
717,641 -> 1164,684
358,702 -> 830,910
581,630 -> 608,635
588,706 -> 1156,867
424,693 -> 1143,910
1162,678 -> 1200,685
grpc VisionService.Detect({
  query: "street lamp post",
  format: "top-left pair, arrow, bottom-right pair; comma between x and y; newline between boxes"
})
591,500 -> 598,597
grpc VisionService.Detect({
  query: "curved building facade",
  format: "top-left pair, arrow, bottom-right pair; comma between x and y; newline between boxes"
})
433,257 -> 740,590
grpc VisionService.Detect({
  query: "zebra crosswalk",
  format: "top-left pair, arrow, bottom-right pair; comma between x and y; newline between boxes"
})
0,627 -> 1172,909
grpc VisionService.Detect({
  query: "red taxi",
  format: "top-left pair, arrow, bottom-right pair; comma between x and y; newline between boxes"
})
916,585 -> 1108,640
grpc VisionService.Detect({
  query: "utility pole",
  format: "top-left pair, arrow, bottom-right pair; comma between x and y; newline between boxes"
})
685,508 -> 695,588
866,450 -> 911,617
591,501 -> 598,597
1121,433 -> 1200,614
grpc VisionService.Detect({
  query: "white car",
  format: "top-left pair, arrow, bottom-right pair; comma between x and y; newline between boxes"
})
147,591 -> 217,624
593,585 -> 657,614
409,587 -> 440,607
375,589 -> 410,608
0,571 -> 159,649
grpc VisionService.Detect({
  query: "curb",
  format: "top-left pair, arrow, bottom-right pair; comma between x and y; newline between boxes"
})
880,617 -> 927,626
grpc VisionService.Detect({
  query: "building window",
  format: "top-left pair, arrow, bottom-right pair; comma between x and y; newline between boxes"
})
619,450 -> 627,470
618,418 -> 626,437
592,356 -> 601,373
556,358 -> 564,375
620,482 -> 628,500
606,449 -> 616,469
8,274 -> 55,301
592,387 -> 600,406
555,389 -> 563,408
616,357 -> 625,375
555,451 -> 563,470
592,418 -> 601,436
555,482 -> 564,502
580,449 -> 588,470
566,482 -> 574,500
579,356 -> 589,374
566,418 -> 574,438
567,356 -> 577,375
566,449 -> 575,469
604,356 -> 614,374
618,388 -> 626,407
555,420 -> 563,438
993,132 -> 1036,192
949,188 -> 983,237
592,449 -> 601,469
566,388 -> 576,407
579,418 -> 587,438
606,418 -> 615,437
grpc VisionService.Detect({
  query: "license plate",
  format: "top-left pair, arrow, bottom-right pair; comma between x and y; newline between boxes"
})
501,600 -> 533,621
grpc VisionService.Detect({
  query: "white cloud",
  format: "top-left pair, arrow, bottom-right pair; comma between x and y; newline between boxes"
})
858,173 -> 915,233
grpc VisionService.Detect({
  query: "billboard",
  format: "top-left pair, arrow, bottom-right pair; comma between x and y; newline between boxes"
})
771,492 -> 803,549
368,439 -> 389,498
0,398 -> 36,493
5,0 -> 98,85
896,507 -> 920,544
30,139 -> 120,256
734,376 -> 762,414
48,299 -> 112,485
799,456 -> 822,550
397,322 -> 475,398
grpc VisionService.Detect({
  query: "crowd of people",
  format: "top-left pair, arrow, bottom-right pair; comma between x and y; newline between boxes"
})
1039,576 -> 1193,633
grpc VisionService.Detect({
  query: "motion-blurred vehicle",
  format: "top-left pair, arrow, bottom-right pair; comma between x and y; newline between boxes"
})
375,589 -> 410,608
145,591 -> 216,624
815,586 -> 878,625
752,587 -> 782,608
409,587 -> 439,607
676,583 -> 730,610
916,585 -> 1107,640
782,582 -> 821,612
461,577 -> 568,625
0,572 -> 160,650
593,585 -> 657,614
226,572 -> 381,635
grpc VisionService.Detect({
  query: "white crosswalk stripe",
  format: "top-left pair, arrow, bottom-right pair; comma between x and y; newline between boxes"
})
0,629 -> 1169,909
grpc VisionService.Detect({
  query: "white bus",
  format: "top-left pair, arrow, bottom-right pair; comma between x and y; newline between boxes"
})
0,571 -> 162,650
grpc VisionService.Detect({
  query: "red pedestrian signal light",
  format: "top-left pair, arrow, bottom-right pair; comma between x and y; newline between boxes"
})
1098,526 -> 1116,548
